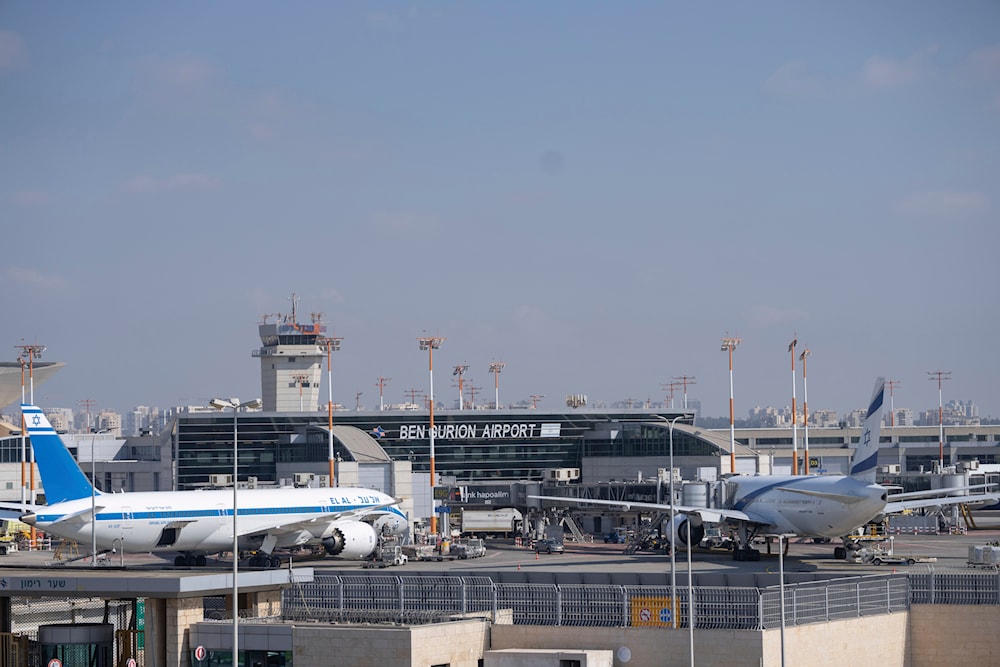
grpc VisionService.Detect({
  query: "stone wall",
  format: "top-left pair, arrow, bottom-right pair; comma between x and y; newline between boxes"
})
910,604 -> 1000,666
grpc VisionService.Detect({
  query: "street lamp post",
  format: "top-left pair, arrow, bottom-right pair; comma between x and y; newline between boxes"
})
667,414 -> 685,629
418,336 -> 445,536
789,337 -> 798,475
210,397 -> 262,667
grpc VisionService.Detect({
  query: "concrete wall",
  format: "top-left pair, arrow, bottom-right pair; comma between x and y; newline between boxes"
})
292,619 -> 489,667
492,613 -> 912,667
485,648 -> 614,667
910,604 -> 1000,666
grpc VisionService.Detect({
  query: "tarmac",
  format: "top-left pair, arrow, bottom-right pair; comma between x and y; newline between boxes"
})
2,511 -> 998,577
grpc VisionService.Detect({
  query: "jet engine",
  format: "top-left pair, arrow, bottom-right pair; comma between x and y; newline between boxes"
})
667,513 -> 705,549
321,521 -> 378,559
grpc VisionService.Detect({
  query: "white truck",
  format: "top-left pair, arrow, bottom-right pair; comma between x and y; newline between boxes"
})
460,508 -> 522,537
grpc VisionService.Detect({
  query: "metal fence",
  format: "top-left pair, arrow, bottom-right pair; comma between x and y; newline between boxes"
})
910,568 -> 1000,604
282,573 -> 911,631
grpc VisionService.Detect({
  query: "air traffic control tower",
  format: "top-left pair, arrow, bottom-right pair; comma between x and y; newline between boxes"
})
252,296 -> 327,412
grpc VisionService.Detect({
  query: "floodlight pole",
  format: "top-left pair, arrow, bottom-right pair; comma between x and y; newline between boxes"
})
721,337 -> 742,474
453,364 -> 469,410
800,348 -> 811,474
489,362 -> 505,409
928,371 -> 951,469
672,375 -> 696,411
419,336 -> 445,536
376,376 -> 391,412
789,336 -> 798,475
319,336 -> 343,486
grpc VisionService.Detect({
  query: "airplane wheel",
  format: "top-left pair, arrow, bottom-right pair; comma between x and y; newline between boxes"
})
834,546 -> 847,560
196,555 -> 207,567
269,556 -> 281,568
174,555 -> 187,567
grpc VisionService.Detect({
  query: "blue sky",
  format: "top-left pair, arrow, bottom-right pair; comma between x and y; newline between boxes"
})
1,2 -> 998,420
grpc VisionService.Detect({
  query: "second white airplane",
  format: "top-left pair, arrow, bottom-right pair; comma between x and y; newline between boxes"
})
532,378 -> 999,560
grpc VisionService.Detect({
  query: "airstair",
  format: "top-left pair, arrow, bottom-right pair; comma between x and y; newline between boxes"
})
624,512 -> 670,554
560,514 -> 588,543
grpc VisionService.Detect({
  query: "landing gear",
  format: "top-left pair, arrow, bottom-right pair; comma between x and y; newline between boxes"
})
174,553 -> 207,567
731,523 -> 761,561
248,553 -> 282,568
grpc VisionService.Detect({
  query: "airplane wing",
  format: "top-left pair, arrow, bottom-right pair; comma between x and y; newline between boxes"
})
238,498 -> 402,538
887,485 -> 998,501
528,495 -> 756,526
884,493 -> 1000,515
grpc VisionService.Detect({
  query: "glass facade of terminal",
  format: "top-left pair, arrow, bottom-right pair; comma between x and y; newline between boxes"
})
172,409 -> 695,490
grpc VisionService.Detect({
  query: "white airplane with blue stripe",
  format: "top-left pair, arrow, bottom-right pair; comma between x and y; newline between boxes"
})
533,378 -> 1000,560
15,404 -> 408,567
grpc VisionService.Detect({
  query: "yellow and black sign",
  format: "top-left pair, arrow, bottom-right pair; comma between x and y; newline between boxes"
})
630,595 -> 679,628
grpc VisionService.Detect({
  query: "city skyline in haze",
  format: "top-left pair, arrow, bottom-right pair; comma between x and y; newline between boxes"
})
1,3 -> 997,420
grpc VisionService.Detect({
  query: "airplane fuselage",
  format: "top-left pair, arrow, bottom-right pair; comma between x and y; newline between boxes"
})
24,487 -> 405,556
726,474 -> 888,539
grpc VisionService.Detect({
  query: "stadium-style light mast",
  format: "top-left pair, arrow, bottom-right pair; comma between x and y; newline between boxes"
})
489,361 -> 505,409
453,364 -> 469,410
799,348 -> 811,474
16,342 -> 45,545
789,336 -> 798,475
419,335 -> 445,536
721,336 -> 742,474
209,397 -> 262,667
927,370 -> 951,470
672,375 -> 696,411
319,336 -> 342,486
885,379 -> 901,427
376,376 -> 391,411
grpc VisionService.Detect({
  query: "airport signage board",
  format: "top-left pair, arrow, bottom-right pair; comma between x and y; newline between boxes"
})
397,423 -> 561,440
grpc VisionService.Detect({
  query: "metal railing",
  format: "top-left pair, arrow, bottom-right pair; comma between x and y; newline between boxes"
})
909,568 -> 1000,604
282,573 -> 913,631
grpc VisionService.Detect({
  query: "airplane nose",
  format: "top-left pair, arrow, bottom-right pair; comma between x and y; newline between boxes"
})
20,513 -> 36,527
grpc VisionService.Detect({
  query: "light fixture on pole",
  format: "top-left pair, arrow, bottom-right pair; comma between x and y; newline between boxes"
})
886,379 -> 901,428
789,336 -> 798,475
489,361 -> 505,409
800,348 -> 811,474
418,336 -> 445,536
721,336 -> 742,475
375,376 -> 391,412
667,414 -> 685,630
319,336 -> 342,486
776,532 -> 795,667
453,364 -> 469,410
90,427 -> 107,567
927,370 -> 951,470
209,397 -> 262,667
17,342 -> 45,547
672,375 -> 696,411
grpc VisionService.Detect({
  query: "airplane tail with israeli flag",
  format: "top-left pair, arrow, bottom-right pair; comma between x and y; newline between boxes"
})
20,404 -> 98,504
848,377 -> 885,483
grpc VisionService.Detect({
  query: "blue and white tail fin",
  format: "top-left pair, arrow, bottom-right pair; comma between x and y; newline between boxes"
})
849,378 -> 885,483
22,404 -> 97,504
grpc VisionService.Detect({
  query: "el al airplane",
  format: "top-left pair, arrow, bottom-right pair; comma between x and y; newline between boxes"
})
532,378 -> 1000,561
11,404 -> 408,567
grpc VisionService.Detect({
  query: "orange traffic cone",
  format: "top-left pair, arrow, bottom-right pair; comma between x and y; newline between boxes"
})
535,550 -> 539,560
